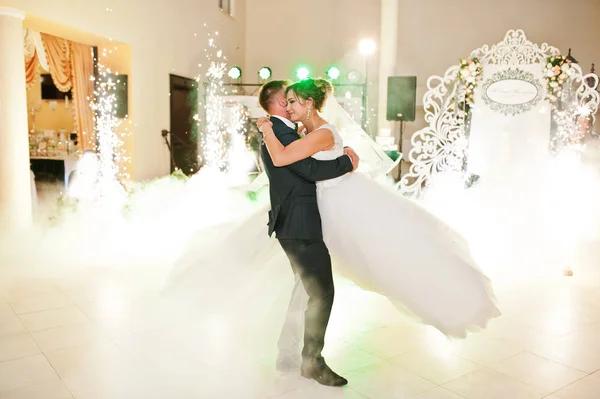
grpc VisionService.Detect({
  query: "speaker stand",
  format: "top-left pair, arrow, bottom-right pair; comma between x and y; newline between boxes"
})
395,120 -> 405,182
397,120 -> 405,152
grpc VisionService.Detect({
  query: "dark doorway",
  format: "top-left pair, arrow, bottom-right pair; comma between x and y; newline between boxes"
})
169,74 -> 199,175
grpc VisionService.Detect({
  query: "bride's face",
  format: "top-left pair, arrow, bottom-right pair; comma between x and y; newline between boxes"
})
285,91 -> 312,122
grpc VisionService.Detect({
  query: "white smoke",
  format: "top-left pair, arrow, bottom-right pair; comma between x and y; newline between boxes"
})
419,139 -> 600,284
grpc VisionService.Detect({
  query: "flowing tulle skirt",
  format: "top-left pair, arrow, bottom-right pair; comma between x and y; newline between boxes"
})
318,174 -> 500,337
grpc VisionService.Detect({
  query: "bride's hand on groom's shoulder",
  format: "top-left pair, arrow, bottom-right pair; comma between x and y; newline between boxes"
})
344,146 -> 359,171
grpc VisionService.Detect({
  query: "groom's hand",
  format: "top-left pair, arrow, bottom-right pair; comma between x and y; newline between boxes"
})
344,147 -> 359,171
298,124 -> 307,136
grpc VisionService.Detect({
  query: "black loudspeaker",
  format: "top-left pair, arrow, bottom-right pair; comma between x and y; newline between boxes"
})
386,76 -> 417,122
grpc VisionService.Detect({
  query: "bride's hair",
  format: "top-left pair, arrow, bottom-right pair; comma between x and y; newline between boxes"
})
286,78 -> 333,112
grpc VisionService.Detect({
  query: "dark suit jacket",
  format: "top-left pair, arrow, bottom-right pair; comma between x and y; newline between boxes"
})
261,117 -> 353,240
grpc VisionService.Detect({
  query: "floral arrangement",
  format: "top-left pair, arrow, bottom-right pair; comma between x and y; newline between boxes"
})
544,55 -> 573,102
458,57 -> 483,110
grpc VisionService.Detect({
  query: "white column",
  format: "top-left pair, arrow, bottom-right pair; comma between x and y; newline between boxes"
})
376,0 -> 398,140
0,7 -> 32,230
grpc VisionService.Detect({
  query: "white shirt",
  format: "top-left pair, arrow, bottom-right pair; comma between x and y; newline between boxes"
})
271,115 -> 295,130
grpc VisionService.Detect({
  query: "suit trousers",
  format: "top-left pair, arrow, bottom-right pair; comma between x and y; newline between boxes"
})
277,239 -> 335,361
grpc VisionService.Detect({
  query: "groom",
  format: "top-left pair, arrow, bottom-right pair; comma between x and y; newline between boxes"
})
258,80 -> 358,387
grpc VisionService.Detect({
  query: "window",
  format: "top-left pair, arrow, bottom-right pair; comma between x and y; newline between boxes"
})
218,0 -> 233,17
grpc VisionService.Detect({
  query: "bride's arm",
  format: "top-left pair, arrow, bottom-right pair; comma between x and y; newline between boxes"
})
260,123 -> 334,167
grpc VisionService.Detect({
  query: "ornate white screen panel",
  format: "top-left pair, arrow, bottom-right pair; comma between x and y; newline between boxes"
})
398,30 -> 599,197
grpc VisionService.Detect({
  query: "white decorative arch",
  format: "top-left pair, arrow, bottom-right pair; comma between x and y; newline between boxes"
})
398,29 -> 600,197
470,29 -> 559,65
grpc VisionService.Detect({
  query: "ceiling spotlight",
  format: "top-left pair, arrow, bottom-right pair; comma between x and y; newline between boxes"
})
296,67 -> 310,80
359,39 -> 376,56
326,66 -> 341,80
258,66 -> 272,80
228,66 -> 242,80
347,70 -> 360,83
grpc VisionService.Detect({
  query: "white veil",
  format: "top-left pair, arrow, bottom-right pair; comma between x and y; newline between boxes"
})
321,95 -> 397,178
247,96 -> 397,192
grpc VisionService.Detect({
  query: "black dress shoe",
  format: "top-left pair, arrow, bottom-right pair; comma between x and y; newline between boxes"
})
301,358 -> 348,387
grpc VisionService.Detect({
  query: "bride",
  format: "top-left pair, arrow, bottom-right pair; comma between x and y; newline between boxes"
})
255,78 -> 500,338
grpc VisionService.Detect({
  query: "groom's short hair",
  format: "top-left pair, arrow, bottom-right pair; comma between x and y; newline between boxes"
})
258,80 -> 291,113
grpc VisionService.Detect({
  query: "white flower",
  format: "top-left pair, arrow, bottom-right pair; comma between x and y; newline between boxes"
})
561,63 -> 570,72
547,63 -> 552,68
546,70 -> 555,77
550,81 -> 559,88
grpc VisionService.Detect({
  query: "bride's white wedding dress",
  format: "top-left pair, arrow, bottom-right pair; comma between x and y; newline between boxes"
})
167,120 -> 500,339
311,124 -> 499,337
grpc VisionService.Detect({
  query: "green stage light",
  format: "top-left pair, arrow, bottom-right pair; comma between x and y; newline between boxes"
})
228,66 -> 242,80
296,67 -> 310,80
258,66 -> 272,80
326,66 -> 341,80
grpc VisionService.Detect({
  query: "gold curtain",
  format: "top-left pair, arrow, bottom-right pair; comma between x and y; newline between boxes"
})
70,43 -> 95,151
40,33 -> 72,92
37,33 -> 96,151
24,49 -> 38,88
23,30 -> 40,88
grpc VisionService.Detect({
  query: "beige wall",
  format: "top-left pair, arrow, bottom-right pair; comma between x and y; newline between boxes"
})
244,0 -> 380,81
4,0 -> 246,180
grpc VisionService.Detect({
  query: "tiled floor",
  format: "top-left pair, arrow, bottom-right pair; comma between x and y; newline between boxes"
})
1,265 -> 600,398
